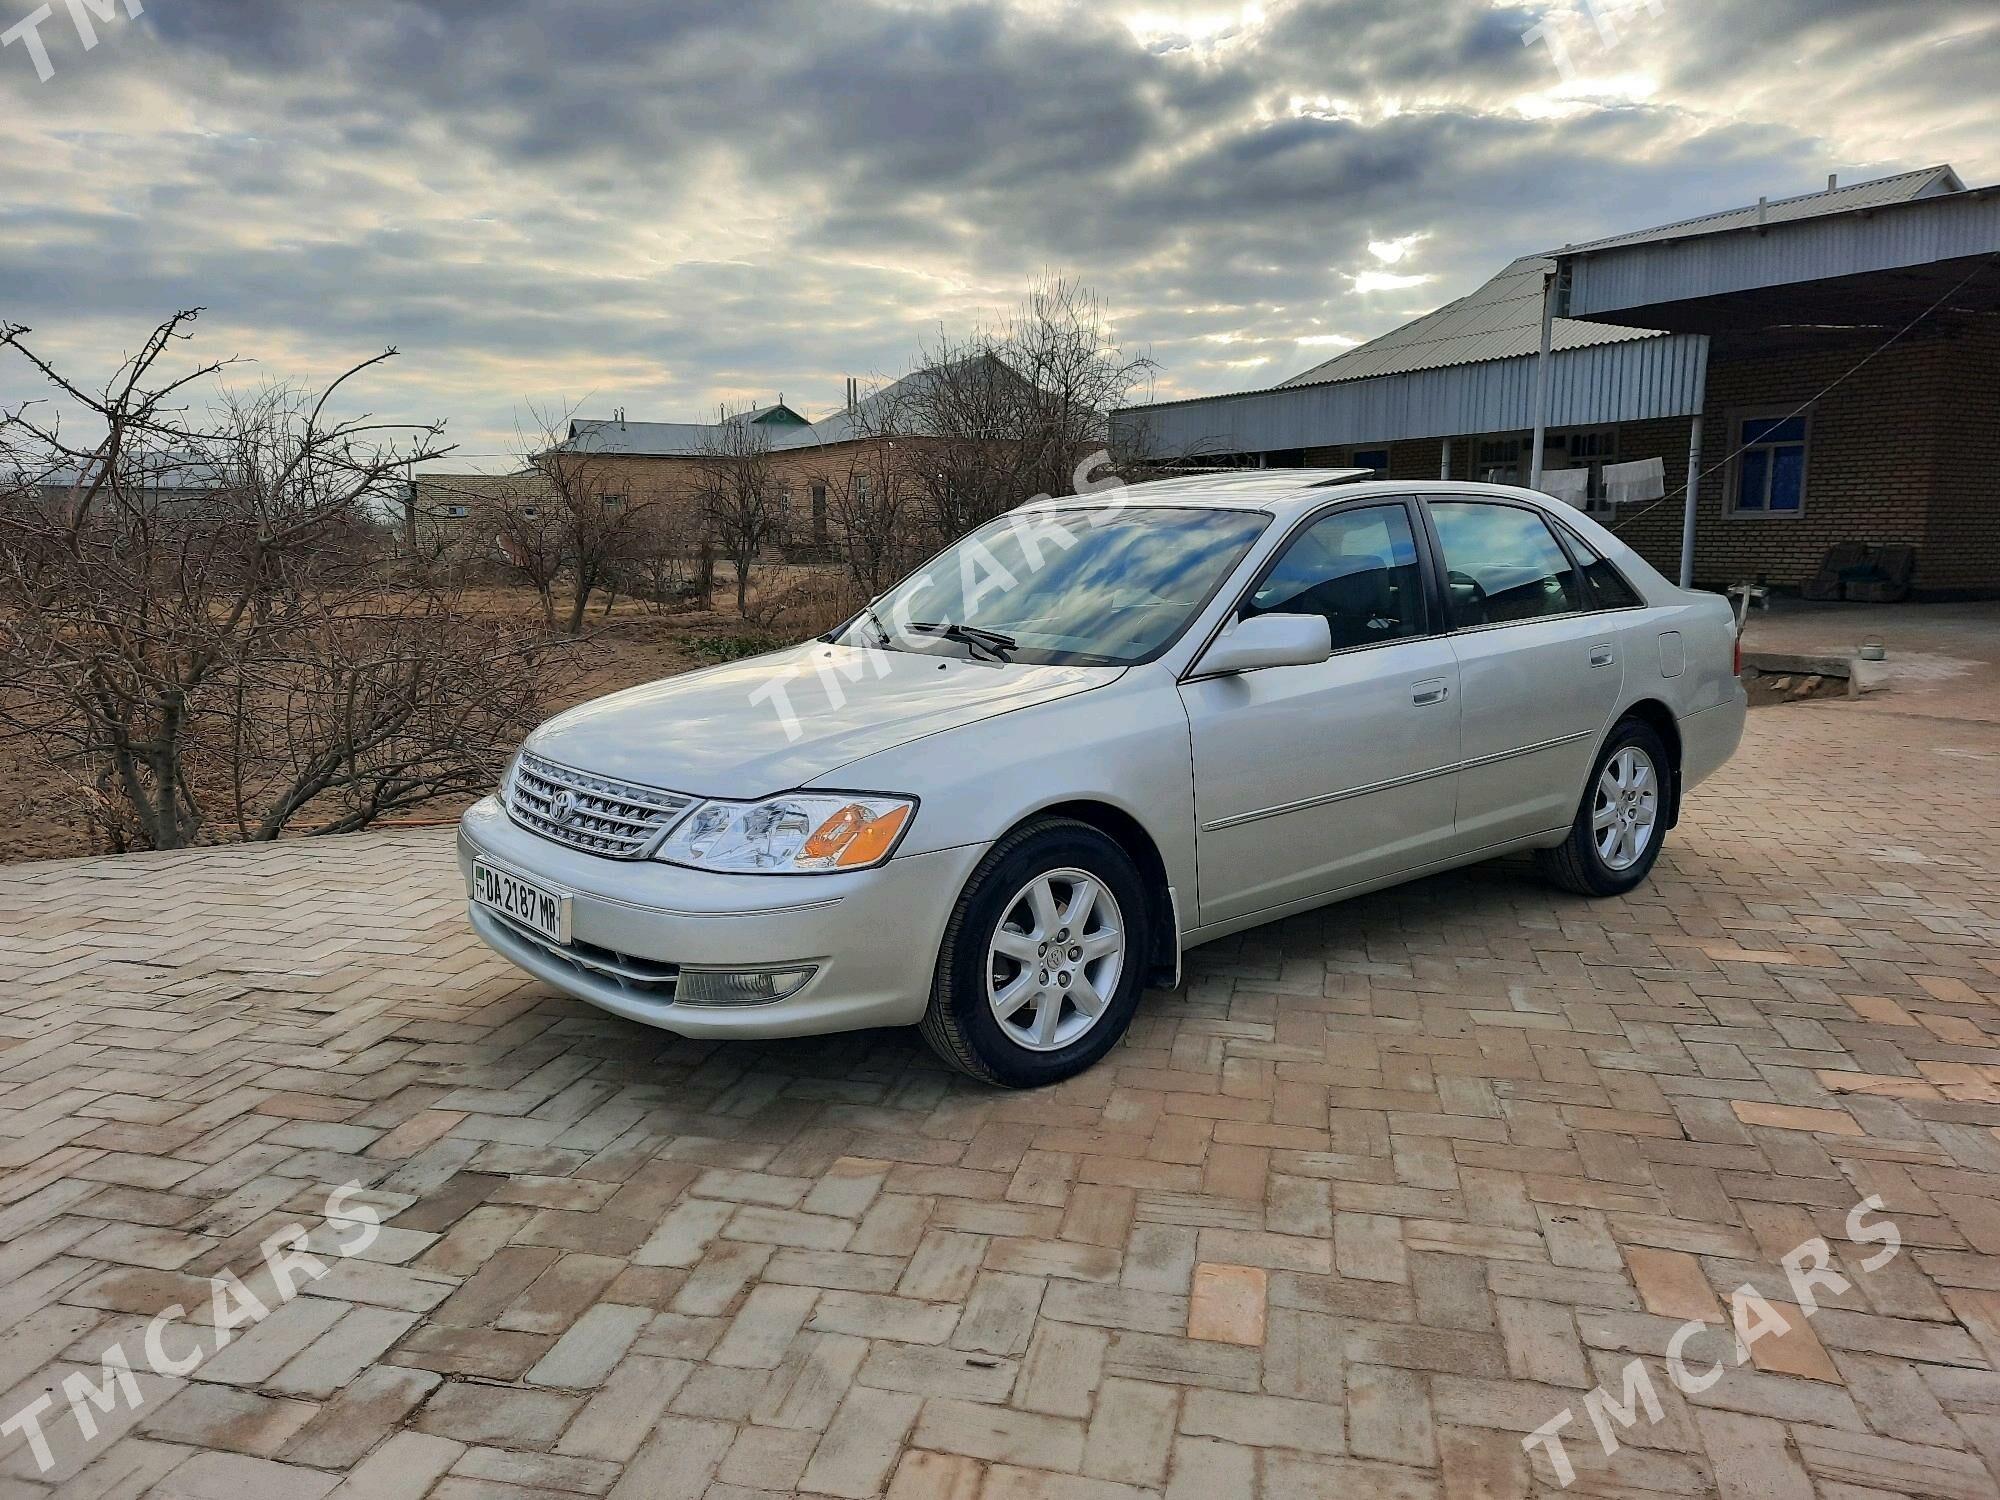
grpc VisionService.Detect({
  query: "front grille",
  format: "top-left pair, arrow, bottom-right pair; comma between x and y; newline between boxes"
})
505,752 -> 696,859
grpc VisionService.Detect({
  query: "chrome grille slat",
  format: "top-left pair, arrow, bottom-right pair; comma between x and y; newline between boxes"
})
489,910 -> 680,997
504,752 -> 695,859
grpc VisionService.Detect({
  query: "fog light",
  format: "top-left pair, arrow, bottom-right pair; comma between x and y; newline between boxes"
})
677,966 -> 816,1006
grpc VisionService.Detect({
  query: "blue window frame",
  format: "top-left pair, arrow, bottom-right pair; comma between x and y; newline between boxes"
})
1733,413 -> 1809,515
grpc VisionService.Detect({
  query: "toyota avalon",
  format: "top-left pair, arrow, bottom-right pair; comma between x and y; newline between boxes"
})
459,472 -> 1744,1086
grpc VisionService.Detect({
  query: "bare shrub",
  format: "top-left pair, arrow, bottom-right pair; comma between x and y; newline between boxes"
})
0,310 -> 557,852
696,404 -> 785,616
883,274 -> 1156,538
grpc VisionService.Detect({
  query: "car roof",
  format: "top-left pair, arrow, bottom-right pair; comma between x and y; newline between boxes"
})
1029,471 -> 1567,517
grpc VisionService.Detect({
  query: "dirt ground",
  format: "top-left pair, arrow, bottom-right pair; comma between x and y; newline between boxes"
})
0,570 -> 846,866
1742,667 -> 1849,708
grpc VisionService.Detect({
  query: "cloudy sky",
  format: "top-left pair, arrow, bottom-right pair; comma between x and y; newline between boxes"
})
3,0 -> 1995,469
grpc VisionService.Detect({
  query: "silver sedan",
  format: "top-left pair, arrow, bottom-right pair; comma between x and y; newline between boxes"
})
459,472 -> 1744,1086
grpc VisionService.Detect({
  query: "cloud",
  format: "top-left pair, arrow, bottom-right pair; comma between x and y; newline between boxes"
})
1,0 -> 1994,458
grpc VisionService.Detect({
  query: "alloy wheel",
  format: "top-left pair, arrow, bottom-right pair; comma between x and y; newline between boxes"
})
985,867 -> 1126,1052
1593,745 -> 1659,872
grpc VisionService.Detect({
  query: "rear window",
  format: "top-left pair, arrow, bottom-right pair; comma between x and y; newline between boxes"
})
1560,527 -> 1645,609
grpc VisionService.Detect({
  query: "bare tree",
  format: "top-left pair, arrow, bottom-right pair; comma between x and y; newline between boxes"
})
695,403 -> 782,616
890,274 -> 1157,537
822,411 -> 925,596
498,409 -> 655,634
0,310 -> 553,852
488,478 -> 570,630
614,498 -> 708,613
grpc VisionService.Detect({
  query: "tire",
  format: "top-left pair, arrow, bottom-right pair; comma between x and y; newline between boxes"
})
1536,718 -> 1672,897
919,817 -> 1152,1087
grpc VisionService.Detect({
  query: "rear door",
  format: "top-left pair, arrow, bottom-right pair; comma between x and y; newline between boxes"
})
1181,499 -> 1461,927
1422,498 -> 1624,851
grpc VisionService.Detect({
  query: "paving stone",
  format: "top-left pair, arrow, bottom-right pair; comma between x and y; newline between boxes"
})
1081,1377 -> 1179,1486
1623,1246 -> 1724,1324
325,1430 -> 464,1500
804,1387 -> 924,1497
5,693 -> 1998,1497
1185,1263 -> 1266,1346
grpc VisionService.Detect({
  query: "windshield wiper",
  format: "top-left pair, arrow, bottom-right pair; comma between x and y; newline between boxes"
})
828,604 -> 899,650
908,619 -> 1016,663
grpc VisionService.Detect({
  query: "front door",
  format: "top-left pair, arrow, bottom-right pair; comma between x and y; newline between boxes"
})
1182,500 -> 1462,928
1424,498 -> 1625,850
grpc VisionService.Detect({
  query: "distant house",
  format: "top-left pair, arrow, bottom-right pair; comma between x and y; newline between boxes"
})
404,470 -> 552,564
1114,166 -> 2000,598
554,364 -> 1026,553
16,461 -> 228,520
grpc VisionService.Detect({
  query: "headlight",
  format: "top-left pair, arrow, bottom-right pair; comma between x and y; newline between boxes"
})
655,793 -> 915,874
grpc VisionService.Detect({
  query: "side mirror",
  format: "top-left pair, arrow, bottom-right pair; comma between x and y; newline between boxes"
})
1197,613 -> 1333,676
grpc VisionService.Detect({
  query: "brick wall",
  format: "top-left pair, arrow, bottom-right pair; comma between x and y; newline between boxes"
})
1611,331 -> 1998,595
1924,325 -> 2000,596
1290,328 -> 1996,597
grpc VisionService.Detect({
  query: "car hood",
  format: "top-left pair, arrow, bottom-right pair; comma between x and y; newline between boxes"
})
525,641 -> 1120,800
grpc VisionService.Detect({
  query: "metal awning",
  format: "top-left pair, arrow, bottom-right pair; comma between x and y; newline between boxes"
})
1557,186 -> 2000,333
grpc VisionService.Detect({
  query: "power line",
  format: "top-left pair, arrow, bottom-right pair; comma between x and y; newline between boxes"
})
1607,253 -> 1999,540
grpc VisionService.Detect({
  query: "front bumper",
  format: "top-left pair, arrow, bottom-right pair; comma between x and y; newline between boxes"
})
457,795 -> 986,1038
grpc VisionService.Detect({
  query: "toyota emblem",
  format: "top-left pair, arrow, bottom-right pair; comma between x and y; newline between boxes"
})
549,790 -> 579,825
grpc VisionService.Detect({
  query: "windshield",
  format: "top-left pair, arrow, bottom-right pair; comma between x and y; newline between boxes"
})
835,505 -> 1269,667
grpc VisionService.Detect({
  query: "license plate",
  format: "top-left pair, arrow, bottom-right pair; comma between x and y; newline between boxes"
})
472,861 -> 571,945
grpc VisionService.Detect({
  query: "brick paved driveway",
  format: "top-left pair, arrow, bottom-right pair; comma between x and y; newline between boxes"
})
3,688 -> 1998,1499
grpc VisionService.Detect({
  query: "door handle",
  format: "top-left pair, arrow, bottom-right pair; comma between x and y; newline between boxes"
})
1411,678 -> 1450,706
1589,644 -> 1615,668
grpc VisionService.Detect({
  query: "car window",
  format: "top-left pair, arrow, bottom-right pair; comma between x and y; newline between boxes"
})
1244,504 -> 1426,650
837,505 -> 1270,667
1430,501 -> 1581,628
1559,527 -> 1645,609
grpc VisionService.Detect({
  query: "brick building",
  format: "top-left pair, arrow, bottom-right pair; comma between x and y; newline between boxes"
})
541,373 -> 979,556
1113,166 -> 2000,598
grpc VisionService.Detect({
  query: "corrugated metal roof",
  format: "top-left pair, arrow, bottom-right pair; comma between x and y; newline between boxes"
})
1112,167 -> 1968,459
1274,166 -> 1959,394
562,367 -> 978,457
1113,333 -> 1709,457
1563,178 -> 2000,321
1276,254 -> 1652,390
1567,164 -> 1963,253
564,420 -> 724,456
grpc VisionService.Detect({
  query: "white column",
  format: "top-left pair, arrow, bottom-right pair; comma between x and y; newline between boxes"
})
1440,439 -> 1452,480
1680,415 -> 1704,589
1679,335 -> 1711,589
1529,268 -> 1556,490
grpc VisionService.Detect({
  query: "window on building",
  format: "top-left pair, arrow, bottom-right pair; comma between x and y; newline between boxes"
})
854,474 -> 871,504
441,504 -> 469,519
1430,500 -> 1581,628
811,483 -> 829,544
519,505 -> 540,520
598,493 -> 626,513
1476,436 -> 1525,486
1731,413 -> 1809,514
1245,503 -> 1426,651
1547,427 -> 1620,510
1350,448 -> 1390,479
